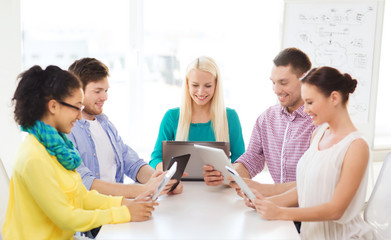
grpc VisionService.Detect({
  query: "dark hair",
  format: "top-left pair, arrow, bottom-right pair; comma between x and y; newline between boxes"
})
12,65 -> 82,127
301,66 -> 357,104
273,48 -> 312,77
68,58 -> 109,90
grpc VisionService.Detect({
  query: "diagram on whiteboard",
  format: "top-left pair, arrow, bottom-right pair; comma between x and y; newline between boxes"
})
283,2 -> 378,123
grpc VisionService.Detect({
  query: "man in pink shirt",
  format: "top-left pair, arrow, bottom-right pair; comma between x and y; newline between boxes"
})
204,48 -> 315,196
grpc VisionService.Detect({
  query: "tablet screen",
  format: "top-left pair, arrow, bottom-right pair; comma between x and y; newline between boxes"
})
194,144 -> 233,184
152,162 -> 177,200
167,154 -> 190,191
226,166 -> 256,200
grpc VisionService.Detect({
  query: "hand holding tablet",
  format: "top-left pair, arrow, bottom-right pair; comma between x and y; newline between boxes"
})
152,162 -> 177,201
225,166 -> 256,201
167,154 -> 190,192
194,144 -> 233,184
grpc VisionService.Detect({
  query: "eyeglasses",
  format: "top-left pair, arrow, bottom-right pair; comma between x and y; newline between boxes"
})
58,101 -> 85,113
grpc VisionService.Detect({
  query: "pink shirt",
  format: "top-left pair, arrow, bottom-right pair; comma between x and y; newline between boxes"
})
236,104 -> 315,183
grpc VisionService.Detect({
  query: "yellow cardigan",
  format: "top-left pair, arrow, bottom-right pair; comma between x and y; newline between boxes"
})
2,134 -> 130,240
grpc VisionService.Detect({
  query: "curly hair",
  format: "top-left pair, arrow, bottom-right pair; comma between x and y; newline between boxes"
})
12,65 -> 82,127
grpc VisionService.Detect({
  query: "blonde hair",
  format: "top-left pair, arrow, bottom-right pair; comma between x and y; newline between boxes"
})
175,56 -> 229,142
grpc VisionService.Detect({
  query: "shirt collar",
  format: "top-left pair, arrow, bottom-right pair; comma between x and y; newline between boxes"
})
78,113 -> 108,125
95,113 -> 108,122
280,104 -> 307,118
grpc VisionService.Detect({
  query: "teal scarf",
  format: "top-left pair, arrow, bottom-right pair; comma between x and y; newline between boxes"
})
21,120 -> 81,170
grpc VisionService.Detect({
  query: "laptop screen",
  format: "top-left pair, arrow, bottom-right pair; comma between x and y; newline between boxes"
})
162,141 -> 230,181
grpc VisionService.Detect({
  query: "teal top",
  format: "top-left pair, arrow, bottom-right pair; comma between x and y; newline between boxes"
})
149,107 -> 245,169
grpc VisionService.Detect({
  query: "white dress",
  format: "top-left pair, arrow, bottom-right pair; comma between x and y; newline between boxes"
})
296,124 -> 373,239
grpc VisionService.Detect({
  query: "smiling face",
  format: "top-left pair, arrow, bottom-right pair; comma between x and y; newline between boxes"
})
187,68 -> 216,108
301,83 -> 334,125
270,65 -> 303,113
54,88 -> 84,134
82,77 -> 109,120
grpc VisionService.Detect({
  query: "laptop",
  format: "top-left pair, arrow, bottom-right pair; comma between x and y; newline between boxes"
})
162,141 -> 230,181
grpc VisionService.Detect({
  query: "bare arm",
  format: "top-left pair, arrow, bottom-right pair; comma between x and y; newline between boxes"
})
155,162 -> 163,171
91,165 -> 167,198
243,186 -> 298,209
264,185 -> 298,207
251,181 -> 297,197
233,162 -> 251,178
229,162 -> 296,197
91,179 -> 146,199
254,139 -> 369,221
136,165 -> 155,183
235,162 -> 296,196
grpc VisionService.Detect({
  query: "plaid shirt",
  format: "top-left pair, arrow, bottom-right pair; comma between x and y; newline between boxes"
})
236,104 -> 315,183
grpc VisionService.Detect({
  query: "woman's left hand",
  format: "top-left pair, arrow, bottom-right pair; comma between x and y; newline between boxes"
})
253,195 -> 282,220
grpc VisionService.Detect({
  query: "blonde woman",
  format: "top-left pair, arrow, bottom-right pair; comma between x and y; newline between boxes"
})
149,56 -> 245,190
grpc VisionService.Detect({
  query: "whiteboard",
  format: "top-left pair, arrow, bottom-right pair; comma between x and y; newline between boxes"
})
282,0 -> 385,147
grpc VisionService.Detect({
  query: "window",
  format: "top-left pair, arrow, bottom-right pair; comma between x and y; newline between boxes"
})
139,0 -> 283,157
21,0 -> 138,153
21,0 -> 391,161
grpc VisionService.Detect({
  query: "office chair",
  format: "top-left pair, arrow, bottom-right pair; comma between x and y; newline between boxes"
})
364,152 -> 391,240
0,158 -> 10,240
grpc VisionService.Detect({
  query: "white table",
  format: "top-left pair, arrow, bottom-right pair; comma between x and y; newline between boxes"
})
97,182 -> 300,240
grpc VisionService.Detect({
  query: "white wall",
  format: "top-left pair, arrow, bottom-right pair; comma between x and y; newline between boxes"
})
0,0 -> 22,177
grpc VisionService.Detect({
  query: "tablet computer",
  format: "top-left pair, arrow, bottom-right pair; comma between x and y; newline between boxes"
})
194,144 -> 233,184
225,166 -> 256,201
152,162 -> 177,201
162,141 -> 230,181
167,154 -> 191,192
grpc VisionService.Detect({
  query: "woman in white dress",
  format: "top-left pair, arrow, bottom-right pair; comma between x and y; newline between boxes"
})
249,66 -> 373,239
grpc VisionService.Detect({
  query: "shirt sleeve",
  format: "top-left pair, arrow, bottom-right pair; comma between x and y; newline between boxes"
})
76,162 -> 96,190
235,114 -> 266,178
121,143 -> 148,182
149,109 -> 177,169
108,121 -> 147,182
67,131 -> 96,190
81,188 -> 132,222
227,108 -> 245,162
23,156 -> 130,232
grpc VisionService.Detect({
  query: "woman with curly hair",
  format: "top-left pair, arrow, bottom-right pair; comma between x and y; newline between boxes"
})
2,65 -> 157,240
